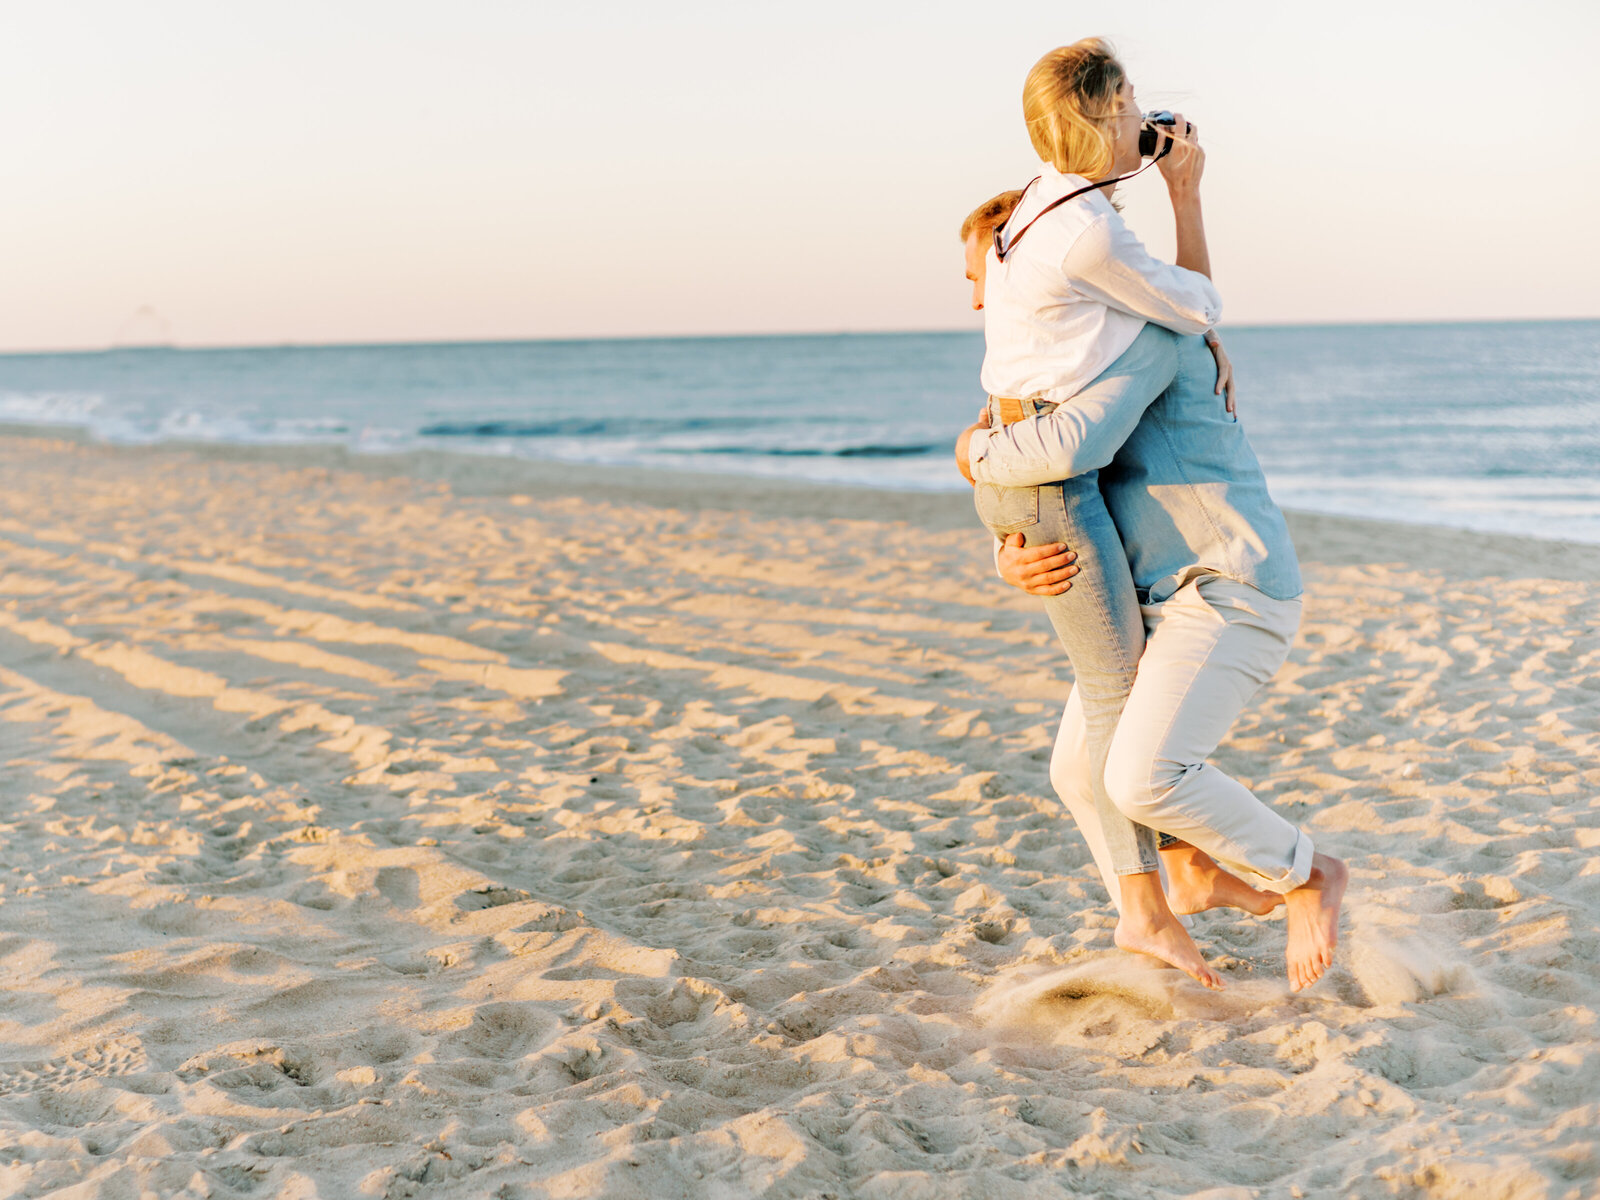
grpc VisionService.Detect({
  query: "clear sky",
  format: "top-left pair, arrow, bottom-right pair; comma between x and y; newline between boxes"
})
2,0 -> 1596,350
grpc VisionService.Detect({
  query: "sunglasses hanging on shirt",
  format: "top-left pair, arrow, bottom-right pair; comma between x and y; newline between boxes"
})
993,112 -> 1186,263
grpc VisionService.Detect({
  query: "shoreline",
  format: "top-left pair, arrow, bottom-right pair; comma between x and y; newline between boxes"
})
7,420 -> 1600,581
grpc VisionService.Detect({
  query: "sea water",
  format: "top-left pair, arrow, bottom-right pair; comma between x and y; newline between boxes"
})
1,320 -> 1596,542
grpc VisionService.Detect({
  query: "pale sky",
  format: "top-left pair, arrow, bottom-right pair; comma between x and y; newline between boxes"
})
2,0 -> 1596,350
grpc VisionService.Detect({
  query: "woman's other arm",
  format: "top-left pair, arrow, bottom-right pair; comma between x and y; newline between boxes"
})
1207,335 -> 1236,417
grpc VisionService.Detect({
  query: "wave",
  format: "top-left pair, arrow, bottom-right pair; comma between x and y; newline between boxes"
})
417,414 -> 767,439
701,443 -> 939,459
0,390 -> 103,425
414,417 -> 940,460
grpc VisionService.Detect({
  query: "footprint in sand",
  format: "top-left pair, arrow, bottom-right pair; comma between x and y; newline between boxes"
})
0,1037 -> 148,1096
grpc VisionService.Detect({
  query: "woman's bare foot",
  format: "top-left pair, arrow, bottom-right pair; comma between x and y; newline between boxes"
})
1283,853 -> 1348,991
1160,842 -> 1284,917
1115,871 -> 1224,990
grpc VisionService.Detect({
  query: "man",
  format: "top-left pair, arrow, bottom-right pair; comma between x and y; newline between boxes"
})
959,192 -> 1346,991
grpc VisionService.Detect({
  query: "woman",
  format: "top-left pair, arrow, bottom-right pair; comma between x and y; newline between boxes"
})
956,39 -> 1227,988
960,39 -> 1345,992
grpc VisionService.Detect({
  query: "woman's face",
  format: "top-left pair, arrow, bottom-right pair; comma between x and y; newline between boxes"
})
1107,78 -> 1143,176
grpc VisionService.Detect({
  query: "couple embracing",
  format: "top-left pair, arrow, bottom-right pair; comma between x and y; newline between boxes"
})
954,39 -> 1346,991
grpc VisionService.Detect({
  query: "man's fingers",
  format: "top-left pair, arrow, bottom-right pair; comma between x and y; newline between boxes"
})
1030,565 -> 1079,586
1017,541 -> 1071,562
1022,556 -> 1077,579
1027,576 -> 1073,595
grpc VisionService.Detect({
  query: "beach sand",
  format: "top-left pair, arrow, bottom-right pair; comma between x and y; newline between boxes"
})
1,431 -> 1596,1199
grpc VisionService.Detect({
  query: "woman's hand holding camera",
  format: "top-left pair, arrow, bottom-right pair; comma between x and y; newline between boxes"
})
1154,112 -> 1212,279
1155,112 -> 1204,196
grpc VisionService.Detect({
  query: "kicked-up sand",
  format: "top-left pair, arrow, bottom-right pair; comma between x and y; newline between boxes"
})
0,431 -> 1597,1199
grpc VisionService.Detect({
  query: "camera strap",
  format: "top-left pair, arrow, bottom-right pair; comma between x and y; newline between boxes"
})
993,147 -> 1171,263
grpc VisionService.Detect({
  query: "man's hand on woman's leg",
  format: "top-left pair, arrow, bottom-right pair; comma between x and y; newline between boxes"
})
998,533 -> 1078,595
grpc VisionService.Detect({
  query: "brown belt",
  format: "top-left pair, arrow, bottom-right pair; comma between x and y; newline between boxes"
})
991,396 -> 1056,425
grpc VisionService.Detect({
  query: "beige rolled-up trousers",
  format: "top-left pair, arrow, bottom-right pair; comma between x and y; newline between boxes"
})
1092,575 -> 1314,894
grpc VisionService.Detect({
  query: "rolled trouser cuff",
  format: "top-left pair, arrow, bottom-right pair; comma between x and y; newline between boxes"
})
1249,829 -> 1315,895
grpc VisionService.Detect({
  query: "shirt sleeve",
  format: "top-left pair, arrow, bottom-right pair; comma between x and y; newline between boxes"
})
1063,211 -> 1221,335
970,383 -> 1154,487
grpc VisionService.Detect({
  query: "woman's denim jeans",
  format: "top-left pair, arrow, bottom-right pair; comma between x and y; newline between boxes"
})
972,329 -> 1189,876
976,470 -> 1159,875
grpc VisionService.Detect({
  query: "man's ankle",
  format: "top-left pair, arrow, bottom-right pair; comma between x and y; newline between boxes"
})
1159,842 -> 1207,870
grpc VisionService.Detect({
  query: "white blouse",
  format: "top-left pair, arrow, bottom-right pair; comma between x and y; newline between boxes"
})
969,163 -> 1222,468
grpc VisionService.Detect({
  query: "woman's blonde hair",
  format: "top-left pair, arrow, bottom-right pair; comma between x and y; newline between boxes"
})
1022,39 -> 1126,179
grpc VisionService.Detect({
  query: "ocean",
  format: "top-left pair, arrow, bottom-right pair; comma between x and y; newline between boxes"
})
2,320 -> 1597,542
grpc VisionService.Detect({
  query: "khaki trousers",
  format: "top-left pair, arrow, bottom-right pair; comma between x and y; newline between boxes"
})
1083,575 -> 1314,894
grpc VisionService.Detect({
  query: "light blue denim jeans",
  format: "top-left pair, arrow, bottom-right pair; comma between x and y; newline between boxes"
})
973,327 -> 1183,876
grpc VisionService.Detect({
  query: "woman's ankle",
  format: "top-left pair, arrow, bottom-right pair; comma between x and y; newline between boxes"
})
1117,868 -> 1177,922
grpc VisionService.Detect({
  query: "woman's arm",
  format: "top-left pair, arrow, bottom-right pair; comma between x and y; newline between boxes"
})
1207,335 -> 1236,418
1162,119 -> 1210,279
1062,214 -> 1220,335
1066,118 -> 1216,332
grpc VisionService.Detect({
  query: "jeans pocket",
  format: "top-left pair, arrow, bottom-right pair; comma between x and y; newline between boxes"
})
974,483 -> 1040,538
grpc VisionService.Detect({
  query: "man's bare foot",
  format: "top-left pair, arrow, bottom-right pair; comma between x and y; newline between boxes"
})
1283,853 -> 1348,991
1161,843 -> 1285,917
1115,871 -> 1224,990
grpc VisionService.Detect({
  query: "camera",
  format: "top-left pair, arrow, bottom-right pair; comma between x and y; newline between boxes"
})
1138,111 -> 1187,159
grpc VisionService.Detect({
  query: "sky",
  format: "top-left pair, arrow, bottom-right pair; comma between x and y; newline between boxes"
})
1,0 -> 1596,351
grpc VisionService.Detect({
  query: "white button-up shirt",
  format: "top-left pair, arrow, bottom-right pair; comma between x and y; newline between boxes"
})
969,163 -> 1222,470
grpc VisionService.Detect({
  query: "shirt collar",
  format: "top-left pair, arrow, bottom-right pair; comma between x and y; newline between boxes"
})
1038,161 -> 1094,191
1001,162 -> 1098,246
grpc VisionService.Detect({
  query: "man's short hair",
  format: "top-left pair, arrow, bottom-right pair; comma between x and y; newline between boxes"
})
960,189 -> 1025,244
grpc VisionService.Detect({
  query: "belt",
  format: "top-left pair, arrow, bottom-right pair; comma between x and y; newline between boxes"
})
989,396 -> 1059,426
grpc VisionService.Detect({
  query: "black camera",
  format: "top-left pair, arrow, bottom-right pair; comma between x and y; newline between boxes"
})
1138,111 -> 1186,159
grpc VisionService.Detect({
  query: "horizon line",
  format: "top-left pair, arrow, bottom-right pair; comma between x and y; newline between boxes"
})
3,313 -> 1597,359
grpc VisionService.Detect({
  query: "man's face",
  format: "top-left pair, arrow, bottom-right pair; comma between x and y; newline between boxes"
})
963,228 -> 989,311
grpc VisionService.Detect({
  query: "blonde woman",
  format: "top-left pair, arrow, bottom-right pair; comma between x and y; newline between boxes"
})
959,40 -> 1345,992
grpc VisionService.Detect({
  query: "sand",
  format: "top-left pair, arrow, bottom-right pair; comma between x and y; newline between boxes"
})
0,430 -> 1596,1199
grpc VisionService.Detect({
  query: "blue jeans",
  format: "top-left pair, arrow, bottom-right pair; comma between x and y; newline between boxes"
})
973,327 -> 1182,875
